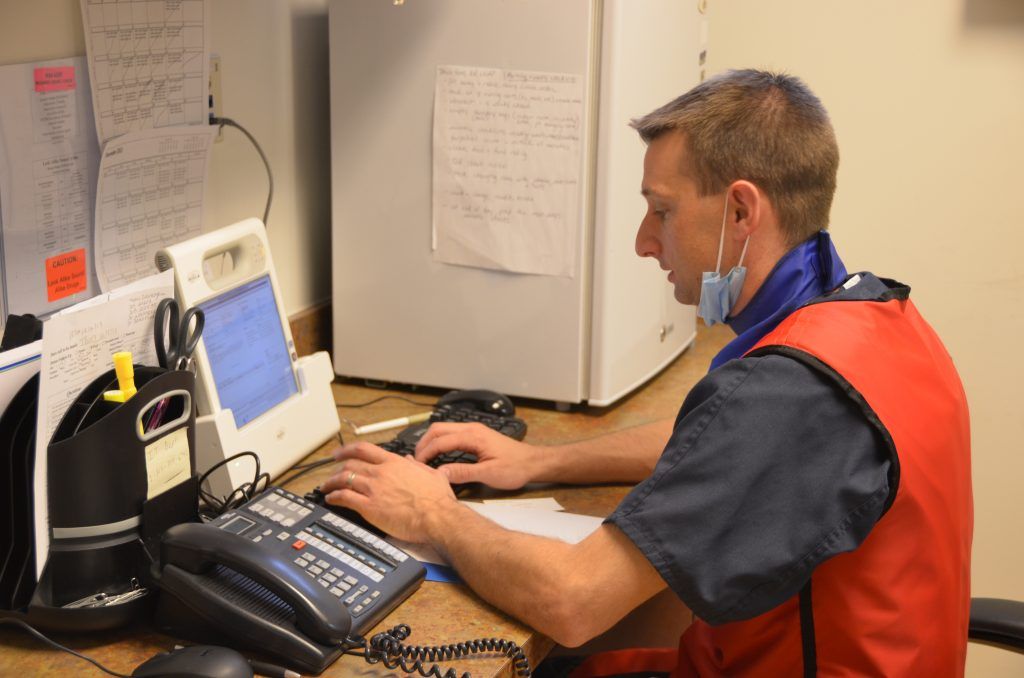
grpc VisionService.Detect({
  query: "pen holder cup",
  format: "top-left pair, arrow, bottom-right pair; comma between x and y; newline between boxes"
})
26,367 -> 199,632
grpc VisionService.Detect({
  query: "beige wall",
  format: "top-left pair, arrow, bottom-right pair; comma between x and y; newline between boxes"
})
705,0 -> 1024,674
3,0 -> 1022,672
0,0 -> 332,316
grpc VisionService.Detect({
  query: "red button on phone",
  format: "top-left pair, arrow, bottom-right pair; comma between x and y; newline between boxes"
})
292,540 -> 307,550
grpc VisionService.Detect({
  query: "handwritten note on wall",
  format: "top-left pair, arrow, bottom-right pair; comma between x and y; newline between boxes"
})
432,66 -> 584,278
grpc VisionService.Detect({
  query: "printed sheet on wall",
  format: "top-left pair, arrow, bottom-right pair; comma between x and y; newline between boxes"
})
0,57 -> 100,321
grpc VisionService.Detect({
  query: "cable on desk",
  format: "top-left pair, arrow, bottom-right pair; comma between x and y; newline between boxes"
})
344,624 -> 531,677
210,116 -> 273,226
274,457 -> 335,487
275,431 -> 346,486
197,450 -> 270,520
0,618 -> 133,677
337,395 -> 436,408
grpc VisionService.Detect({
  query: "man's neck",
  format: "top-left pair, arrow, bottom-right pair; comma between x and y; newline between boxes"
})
729,237 -> 789,319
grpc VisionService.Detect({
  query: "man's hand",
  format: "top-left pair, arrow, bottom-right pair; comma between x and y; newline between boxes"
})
322,442 -> 459,543
414,422 -> 542,489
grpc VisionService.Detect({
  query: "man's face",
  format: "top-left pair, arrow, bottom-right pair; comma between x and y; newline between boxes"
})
636,132 -> 725,306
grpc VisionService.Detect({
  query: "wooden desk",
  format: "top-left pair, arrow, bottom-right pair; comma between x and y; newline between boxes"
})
0,324 -> 730,677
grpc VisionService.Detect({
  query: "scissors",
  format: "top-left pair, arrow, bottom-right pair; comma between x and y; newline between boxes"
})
154,298 -> 205,371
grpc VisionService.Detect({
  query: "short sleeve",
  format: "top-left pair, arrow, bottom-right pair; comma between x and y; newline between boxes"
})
607,354 -> 893,625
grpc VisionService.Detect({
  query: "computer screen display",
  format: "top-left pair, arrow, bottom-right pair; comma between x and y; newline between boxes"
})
199,275 -> 298,427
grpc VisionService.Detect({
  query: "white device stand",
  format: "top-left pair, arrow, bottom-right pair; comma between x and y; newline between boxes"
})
156,218 -> 340,499
193,351 -> 337,498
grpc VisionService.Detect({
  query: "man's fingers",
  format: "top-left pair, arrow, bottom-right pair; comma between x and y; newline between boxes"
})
416,433 -> 471,463
415,423 -> 491,463
332,440 -> 391,464
414,422 -> 466,456
440,461 -> 482,485
325,488 -> 371,513
321,459 -> 374,494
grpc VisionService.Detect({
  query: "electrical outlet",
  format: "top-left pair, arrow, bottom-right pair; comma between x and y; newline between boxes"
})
209,54 -> 223,142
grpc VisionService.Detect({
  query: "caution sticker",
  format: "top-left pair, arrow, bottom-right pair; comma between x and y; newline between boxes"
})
45,248 -> 87,302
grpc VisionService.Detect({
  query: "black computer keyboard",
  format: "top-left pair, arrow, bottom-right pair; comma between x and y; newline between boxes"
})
305,399 -> 528,512
378,403 -> 527,467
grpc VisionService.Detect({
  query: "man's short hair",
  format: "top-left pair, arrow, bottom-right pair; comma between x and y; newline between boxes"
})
631,69 -> 839,246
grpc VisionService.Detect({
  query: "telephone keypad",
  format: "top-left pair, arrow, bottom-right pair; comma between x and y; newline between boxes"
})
213,487 -> 425,633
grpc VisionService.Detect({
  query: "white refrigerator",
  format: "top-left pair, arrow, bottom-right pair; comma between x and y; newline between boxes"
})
329,0 -> 704,406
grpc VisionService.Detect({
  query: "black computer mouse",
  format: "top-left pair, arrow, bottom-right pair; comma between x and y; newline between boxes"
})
438,388 -> 516,416
132,645 -> 254,678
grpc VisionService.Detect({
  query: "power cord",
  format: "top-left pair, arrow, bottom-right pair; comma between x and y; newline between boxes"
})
337,395 -> 436,408
344,624 -> 531,678
197,450 -> 270,520
274,431 -> 346,487
0,618 -> 132,677
210,116 -> 273,226
274,457 -> 334,487
1,619 -> 300,678
198,430 -> 347,516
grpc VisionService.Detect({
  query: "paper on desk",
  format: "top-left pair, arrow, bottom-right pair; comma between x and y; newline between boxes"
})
431,65 -> 584,278
79,0 -> 210,146
0,57 -> 100,318
93,125 -> 217,291
481,496 -> 564,511
0,340 -> 43,416
387,501 -> 602,567
33,270 -> 173,577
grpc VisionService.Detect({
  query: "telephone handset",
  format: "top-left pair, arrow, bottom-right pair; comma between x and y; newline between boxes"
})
158,522 -> 351,644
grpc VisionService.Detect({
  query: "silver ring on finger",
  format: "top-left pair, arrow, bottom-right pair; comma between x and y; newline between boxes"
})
346,470 -> 357,489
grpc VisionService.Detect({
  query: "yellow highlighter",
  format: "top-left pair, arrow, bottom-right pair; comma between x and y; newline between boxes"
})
103,352 -> 138,402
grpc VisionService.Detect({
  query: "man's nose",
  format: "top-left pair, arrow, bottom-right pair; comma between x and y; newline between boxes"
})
635,215 -> 660,259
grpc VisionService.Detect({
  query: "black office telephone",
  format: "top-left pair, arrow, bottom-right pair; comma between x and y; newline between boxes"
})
152,487 -> 425,674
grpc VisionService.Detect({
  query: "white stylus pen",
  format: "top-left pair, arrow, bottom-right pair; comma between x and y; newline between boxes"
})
353,411 -> 432,435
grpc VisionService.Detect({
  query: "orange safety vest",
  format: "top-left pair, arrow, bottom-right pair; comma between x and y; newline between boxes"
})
574,288 -> 972,677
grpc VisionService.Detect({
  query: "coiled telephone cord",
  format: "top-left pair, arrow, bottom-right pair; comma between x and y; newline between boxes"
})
347,623 -> 531,677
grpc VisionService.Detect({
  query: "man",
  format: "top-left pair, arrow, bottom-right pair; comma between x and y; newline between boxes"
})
322,70 -> 972,676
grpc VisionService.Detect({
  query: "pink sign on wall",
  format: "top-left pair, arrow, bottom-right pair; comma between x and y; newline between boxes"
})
34,66 -> 76,93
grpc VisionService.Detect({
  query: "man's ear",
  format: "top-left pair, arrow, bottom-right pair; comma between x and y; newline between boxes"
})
725,180 -> 765,242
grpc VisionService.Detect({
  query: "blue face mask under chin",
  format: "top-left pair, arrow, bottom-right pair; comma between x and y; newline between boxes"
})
697,196 -> 750,327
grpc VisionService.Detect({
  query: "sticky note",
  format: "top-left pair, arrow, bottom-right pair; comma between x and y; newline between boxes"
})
45,248 -> 87,302
34,66 -> 76,93
145,427 -> 191,499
